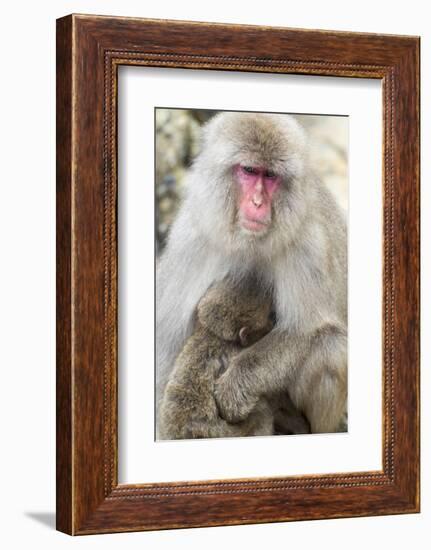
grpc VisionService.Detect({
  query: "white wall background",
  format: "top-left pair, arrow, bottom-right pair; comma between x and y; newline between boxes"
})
0,0 -> 427,548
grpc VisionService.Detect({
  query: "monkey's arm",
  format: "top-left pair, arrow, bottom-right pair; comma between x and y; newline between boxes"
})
214,328 -> 309,422
215,324 -> 347,433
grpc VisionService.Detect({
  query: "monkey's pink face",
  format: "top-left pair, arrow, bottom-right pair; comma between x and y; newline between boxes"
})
234,164 -> 281,233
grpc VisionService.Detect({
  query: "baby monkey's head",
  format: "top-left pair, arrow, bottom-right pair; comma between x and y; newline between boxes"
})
197,281 -> 273,347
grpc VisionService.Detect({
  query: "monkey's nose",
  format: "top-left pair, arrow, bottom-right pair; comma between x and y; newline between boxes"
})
252,194 -> 263,207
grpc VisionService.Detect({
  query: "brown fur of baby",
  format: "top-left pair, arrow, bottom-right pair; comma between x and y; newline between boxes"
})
159,281 -> 275,440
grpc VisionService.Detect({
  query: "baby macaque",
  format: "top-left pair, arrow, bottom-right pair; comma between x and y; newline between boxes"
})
158,281 -> 276,440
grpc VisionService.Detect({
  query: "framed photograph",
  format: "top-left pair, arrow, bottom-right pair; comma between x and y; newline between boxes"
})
56,14 -> 420,535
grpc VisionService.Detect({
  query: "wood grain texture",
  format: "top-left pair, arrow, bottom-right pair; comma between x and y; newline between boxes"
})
56,16 -> 73,535
56,14 -> 420,535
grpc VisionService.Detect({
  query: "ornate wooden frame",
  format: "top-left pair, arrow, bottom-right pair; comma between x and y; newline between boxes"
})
56,14 -> 420,535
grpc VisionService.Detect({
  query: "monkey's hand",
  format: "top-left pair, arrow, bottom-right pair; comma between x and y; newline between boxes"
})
214,354 -> 260,423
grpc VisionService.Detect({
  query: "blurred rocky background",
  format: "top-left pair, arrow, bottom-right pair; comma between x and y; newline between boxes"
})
155,109 -> 348,255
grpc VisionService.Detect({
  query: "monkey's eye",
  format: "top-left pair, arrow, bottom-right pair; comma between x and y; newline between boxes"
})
265,169 -> 276,179
242,165 -> 257,175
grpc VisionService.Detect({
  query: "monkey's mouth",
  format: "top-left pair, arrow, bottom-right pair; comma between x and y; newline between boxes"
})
240,216 -> 270,233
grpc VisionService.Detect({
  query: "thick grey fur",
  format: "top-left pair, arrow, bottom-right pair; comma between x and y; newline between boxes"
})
156,112 -> 347,434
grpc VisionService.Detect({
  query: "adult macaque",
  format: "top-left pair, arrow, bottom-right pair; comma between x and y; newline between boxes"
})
156,112 -> 347,434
